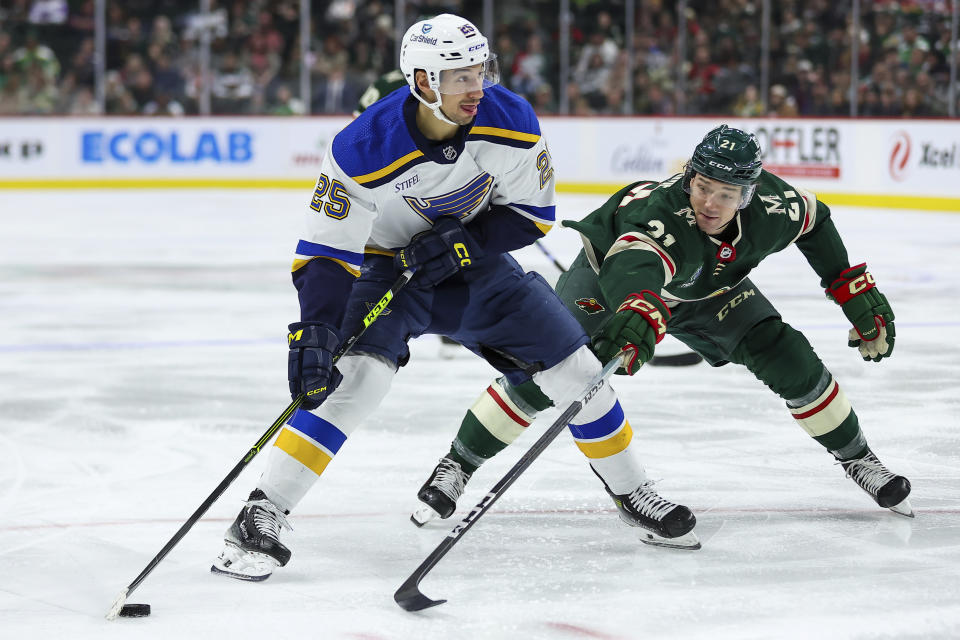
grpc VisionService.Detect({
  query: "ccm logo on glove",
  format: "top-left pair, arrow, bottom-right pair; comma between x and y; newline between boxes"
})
454,242 -> 471,266
617,294 -> 668,340
826,263 -> 895,362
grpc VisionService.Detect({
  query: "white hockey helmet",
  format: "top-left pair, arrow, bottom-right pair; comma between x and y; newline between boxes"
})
399,13 -> 499,125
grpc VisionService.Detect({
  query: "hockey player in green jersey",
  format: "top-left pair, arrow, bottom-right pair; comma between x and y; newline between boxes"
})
353,69 -> 406,117
413,124 -> 912,532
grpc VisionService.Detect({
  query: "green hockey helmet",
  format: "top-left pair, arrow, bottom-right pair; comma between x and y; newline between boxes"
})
683,125 -> 763,209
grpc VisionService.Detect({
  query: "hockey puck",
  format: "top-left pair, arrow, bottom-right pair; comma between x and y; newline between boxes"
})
118,603 -> 151,617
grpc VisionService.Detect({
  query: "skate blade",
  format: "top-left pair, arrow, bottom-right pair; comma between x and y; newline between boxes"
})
410,503 -> 442,528
210,543 -> 278,581
639,529 -> 702,550
888,497 -> 915,518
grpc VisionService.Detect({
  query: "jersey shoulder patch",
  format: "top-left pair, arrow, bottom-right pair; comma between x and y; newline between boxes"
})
333,90 -> 426,188
468,86 -> 541,149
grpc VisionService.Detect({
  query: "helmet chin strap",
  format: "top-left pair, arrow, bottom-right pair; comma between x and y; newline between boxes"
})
410,86 -> 460,127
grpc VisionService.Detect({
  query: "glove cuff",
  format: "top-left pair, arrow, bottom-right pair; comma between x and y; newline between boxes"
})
616,290 -> 671,344
826,262 -> 876,304
287,321 -> 342,351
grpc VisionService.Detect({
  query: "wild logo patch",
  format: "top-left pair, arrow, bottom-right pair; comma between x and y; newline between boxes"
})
575,297 -> 605,314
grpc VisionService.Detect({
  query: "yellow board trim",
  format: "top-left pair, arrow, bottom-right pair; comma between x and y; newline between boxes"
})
0,178 -> 315,189
554,183 -> 960,212
291,255 -> 361,277
574,422 -> 633,459
470,126 -> 541,144
274,428 -> 334,476
3,178 -> 959,212
352,150 -> 425,185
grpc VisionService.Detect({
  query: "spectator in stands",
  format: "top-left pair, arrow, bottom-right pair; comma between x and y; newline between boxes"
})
511,33 -> 549,99
11,29 -> 59,82
143,91 -> 185,116
19,61 -> 58,113
66,85 -> 101,115
0,0 -> 955,118
212,51 -> 254,114
270,84 -> 305,115
0,73 -> 24,114
733,84 -> 764,117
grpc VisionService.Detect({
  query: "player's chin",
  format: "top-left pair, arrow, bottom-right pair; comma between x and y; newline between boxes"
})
695,215 -> 718,233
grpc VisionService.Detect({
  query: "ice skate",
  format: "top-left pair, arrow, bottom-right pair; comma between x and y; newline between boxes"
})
841,451 -> 914,517
211,489 -> 293,581
411,457 -> 472,527
606,481 -> 701,550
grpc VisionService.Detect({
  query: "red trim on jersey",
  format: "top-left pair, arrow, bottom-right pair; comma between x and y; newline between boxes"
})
487,386 -> 530,427
792,383 -> 840,420
618,234 -> 676,276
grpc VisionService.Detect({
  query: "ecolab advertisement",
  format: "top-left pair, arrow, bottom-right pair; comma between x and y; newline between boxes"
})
0,118 -> 350,179
1,116 -> 958,207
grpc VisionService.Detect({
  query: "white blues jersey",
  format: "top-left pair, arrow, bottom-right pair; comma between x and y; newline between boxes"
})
293,85 -> 556,278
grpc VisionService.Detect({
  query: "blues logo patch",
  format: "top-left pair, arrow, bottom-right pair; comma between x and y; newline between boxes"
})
575,297 -> 605,314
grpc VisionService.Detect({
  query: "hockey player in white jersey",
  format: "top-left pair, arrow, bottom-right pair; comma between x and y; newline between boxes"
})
211,14 -> 697,582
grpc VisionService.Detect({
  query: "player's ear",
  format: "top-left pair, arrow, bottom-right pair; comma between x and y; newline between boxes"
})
414,69 -> 429,94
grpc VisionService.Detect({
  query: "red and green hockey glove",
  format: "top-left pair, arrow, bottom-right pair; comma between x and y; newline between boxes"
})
826,263 -> 895,362
594,290 -> 671,375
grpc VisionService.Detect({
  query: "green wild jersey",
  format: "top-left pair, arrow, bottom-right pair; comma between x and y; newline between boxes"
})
562,170 -> 852,308
354,69 -> 407,116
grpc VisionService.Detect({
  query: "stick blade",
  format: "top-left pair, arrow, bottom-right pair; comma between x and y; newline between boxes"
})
650,352 -> 704,366
105,588 -> 129,621
394,582 -> 446,612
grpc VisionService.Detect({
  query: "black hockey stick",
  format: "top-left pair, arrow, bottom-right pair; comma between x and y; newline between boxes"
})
106,269 -> 416,620
394,356 -> 622,612
533,239 -> 570,273
533,240 -> 703,367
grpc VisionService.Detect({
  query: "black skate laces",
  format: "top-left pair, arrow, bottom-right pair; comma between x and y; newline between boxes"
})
247,497 -> 293,540
430,458 -> 470,502
626,481 -> 677,521
841,453 -> 897,496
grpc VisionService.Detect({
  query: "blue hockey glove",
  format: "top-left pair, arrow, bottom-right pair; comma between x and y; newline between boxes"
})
594,290 -> 671,375
394,216 -> 483,288
287,322 -> 343,409
826,263 -> 895,362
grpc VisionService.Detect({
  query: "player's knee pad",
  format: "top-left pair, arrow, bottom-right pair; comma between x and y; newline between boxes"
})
731,318 -> 824,400
534,345 -> 601,404
311,353 -> 396,435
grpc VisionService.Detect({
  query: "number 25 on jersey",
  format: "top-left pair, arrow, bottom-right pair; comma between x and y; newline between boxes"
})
310,173 -> 352,220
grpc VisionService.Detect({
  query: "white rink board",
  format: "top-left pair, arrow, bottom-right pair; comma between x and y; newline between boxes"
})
2,116 -> 959,204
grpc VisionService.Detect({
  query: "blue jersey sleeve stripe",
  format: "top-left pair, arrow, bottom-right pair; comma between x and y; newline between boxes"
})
568,401 -> 626,440
295,240 -> 364,265
509,203 -> 556,222
287,409 -> 348,454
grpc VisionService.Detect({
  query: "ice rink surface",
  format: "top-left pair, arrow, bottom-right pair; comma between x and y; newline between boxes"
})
1,189 -> 958,639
